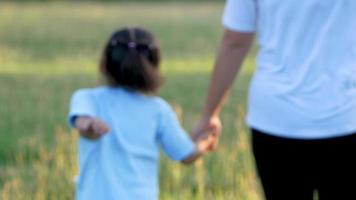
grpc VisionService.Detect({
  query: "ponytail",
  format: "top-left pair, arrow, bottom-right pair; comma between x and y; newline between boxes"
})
102,27 -> 162,93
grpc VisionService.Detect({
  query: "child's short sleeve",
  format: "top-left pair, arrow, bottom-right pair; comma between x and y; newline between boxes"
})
222,0 -> 257,32
68,89 -> 97,128
157,101 -> 195,161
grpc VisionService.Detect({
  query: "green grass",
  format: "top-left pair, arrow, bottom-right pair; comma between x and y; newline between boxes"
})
0,2 -> 262,199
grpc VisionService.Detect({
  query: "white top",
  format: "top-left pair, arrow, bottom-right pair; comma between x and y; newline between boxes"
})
223,0 -> 356,139
68,87 -> 195,200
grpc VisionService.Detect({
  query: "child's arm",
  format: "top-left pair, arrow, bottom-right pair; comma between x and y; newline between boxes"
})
181,132 -> 219,164
74,116 -> 110,140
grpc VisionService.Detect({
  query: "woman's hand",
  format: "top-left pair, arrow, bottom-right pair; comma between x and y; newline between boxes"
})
192,115 -> 222,151
75,116 -> 110,140
181,119 -> 221,164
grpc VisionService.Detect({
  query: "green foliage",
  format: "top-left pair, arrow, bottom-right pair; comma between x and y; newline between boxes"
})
0,2 -> 261,199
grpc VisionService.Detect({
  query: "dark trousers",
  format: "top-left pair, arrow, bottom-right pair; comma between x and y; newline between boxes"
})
251,129 -> 356,200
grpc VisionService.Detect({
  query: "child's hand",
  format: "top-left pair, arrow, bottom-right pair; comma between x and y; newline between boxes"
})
193,130 -> 220,155
75,116 -> 110,140
182,130 -> 220,164
191,116 -> 222,151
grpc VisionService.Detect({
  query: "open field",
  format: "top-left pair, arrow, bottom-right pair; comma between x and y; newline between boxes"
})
0,2 -> 261,199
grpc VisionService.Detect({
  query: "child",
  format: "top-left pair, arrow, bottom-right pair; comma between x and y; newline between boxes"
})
68,27 -> 217,200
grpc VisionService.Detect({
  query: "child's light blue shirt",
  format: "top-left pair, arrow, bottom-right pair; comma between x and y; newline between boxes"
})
68,86 -> 195,200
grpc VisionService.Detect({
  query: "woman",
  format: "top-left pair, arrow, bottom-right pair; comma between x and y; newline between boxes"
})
193,0 -> 356,199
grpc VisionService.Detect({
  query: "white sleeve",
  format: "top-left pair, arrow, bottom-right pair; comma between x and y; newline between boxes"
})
68,89 -> 97,128
222,0 -> 257,32
157,101 -> 195,161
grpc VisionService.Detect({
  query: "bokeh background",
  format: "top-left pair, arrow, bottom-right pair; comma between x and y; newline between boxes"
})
0,1 -> 261,199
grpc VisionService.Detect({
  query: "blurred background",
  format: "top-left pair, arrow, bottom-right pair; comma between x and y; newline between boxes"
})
0,0 -> 261,199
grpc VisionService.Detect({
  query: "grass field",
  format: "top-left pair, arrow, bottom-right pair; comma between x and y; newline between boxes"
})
0,2 -> 262,199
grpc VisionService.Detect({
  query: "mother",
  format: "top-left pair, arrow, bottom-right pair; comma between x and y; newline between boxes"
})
193,0 -> 356,199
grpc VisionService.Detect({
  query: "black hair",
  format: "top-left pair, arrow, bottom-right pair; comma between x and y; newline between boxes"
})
101,27 -> 162,93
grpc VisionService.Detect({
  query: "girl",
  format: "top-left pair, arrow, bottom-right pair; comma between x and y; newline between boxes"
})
68,27 -> 217,200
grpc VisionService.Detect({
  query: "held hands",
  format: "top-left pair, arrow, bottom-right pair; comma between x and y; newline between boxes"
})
191,115 -> 222,154
75,116 -> 110,140
181,116 -> 221,164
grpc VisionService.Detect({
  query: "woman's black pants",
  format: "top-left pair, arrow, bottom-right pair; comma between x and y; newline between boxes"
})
251,129 -> 356,200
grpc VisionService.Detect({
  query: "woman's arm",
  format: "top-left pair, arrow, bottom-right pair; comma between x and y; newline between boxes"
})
193,30 -> 255,143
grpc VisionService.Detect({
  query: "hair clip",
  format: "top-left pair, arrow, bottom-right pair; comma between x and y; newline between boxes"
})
128,42 -> 137,48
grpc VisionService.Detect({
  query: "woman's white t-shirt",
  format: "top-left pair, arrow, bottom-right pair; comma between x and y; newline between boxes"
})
223,0 -> 356,139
